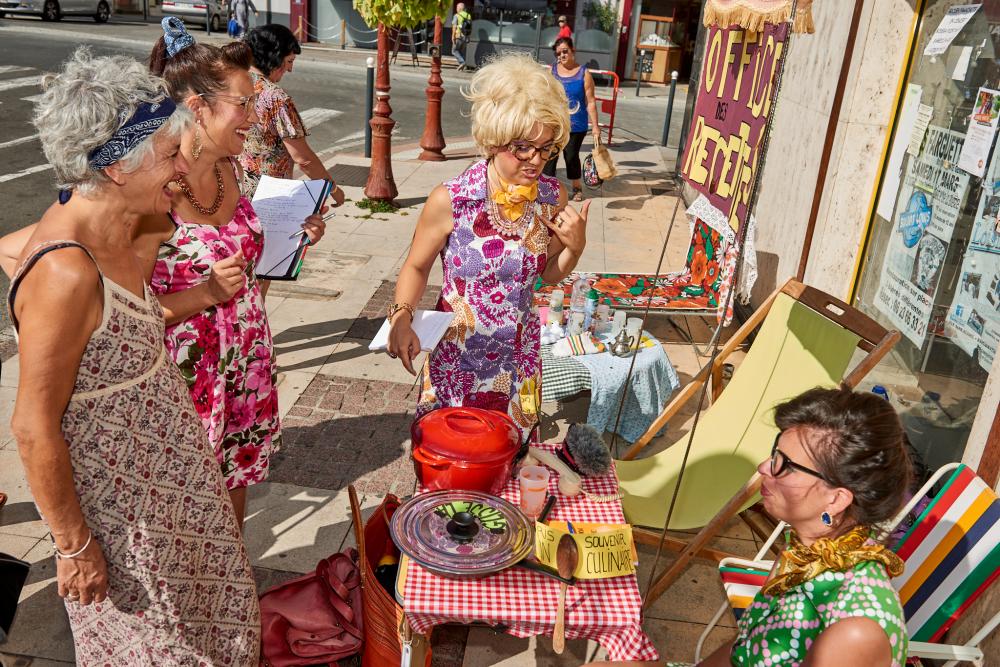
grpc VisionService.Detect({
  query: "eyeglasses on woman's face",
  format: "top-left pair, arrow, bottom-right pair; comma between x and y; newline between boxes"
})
199,92 -> 256,115
769,432 -> 830,483
505,140 -> 560,161
555,48 -> 572,58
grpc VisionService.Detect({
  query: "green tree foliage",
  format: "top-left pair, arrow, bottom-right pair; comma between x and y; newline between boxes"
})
353,0 -> 450,28
583,0 -> 617,33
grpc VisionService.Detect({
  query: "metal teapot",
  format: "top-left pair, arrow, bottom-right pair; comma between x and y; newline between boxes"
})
610,328 -> 635,357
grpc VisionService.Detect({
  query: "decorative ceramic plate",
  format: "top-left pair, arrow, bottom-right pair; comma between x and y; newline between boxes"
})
390,490 -> 534,578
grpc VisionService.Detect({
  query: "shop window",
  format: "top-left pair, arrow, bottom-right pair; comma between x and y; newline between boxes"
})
855,2 -> 996,473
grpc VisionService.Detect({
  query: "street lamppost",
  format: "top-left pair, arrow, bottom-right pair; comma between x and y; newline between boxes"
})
418,16 -> 446,161
364,23 -> 399,203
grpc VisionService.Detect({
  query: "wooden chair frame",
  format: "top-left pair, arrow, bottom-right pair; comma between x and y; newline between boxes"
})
625,279 -> 900,608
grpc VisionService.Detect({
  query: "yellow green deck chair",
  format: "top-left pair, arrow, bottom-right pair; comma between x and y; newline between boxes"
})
616,279 -> 900,606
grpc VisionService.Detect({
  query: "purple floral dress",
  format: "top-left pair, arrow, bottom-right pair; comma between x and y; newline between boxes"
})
417,160 -> 559,438
151,164 -> 280,491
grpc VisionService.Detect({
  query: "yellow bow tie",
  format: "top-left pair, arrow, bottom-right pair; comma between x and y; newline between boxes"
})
491,178 -> 538,222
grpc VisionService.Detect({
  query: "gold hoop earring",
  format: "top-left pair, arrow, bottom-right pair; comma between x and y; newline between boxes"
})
192,128 -> 202,162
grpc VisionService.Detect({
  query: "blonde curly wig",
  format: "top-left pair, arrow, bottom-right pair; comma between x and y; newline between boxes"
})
464,53 -> 573,156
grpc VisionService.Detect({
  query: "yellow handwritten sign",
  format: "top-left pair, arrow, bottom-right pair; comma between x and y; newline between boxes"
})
534,522 -> 636,580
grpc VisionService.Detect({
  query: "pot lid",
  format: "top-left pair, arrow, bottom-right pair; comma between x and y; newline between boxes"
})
411,408 -> 521,464
390,490 -> 534,577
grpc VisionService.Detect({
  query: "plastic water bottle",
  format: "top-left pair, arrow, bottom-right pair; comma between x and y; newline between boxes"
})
548,288 -> 565,326
594,300 -> 611,335
569,276 -> 589,325
584,288 -> 599,330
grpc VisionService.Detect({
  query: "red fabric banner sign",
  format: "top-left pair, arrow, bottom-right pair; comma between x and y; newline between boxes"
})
680,22 -> 790,231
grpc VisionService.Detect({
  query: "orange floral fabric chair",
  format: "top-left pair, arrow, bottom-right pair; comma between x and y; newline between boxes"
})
534,219 -> 736,320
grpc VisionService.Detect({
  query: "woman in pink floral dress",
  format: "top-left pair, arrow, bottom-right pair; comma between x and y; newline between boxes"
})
138,20 -> 325,526
388,54 -> 589,439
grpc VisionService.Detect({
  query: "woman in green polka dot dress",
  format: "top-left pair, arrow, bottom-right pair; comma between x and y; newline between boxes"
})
594,387 -> 913,667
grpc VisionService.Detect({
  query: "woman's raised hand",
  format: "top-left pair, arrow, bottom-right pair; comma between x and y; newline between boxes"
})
207,249 -> 246,304
545,199 -> 590,257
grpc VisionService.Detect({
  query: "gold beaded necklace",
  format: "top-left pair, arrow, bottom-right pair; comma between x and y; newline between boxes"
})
486,164 -> 535,236
175,164 -> 225,216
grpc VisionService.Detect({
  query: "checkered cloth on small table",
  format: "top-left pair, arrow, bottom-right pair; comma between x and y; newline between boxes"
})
540,343 -> 591,402
402,443 -> 660,662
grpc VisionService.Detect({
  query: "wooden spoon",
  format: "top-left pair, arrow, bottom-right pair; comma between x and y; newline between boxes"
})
553,533 -> 579,654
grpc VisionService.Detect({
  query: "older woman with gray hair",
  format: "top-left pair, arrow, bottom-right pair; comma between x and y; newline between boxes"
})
5,48 -> 260,665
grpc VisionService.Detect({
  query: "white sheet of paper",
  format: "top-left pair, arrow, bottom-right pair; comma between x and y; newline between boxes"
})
252,175 -> 327,277
924,4 -> 980,56
952,45 -> 973,80
907,104 -> 934,156
368,311 -> 455,352
958,87 -> 1000,177
878,84 -> 922,221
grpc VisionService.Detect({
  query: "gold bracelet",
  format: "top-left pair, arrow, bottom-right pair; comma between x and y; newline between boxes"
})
387,302 -> 415,323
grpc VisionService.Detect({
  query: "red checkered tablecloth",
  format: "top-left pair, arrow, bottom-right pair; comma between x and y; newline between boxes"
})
402,443 -> 660,661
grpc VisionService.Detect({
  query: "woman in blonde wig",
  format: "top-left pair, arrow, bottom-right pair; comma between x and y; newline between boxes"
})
388,53 -> 589,439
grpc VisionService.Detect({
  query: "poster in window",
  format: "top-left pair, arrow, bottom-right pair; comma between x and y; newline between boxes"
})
957,87 -> 1000,177
876,125 -> 969,346
947,148 -> 1000,370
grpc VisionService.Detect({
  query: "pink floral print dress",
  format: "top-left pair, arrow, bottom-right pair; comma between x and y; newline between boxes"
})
150,164 -> 280,490
417,160 -> 559,439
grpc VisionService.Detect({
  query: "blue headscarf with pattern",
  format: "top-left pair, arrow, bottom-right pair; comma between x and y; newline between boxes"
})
86,97 -> 178,170
162,16 -> 195,58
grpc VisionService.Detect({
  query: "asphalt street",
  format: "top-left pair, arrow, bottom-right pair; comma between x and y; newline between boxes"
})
0,17 -> 681,333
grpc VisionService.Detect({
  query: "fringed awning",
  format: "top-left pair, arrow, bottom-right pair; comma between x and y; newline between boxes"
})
703,0 -> 815,33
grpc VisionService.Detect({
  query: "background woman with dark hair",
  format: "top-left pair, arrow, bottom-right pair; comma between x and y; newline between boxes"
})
240,23 -> 345,205
543,36 -> 599,202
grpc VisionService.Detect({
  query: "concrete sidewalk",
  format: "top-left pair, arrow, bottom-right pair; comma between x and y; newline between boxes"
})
0,137 -> 755,666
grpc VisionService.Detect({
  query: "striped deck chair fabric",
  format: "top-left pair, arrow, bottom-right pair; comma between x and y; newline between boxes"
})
719,560 -> 770,621
892,464 -> 1000,643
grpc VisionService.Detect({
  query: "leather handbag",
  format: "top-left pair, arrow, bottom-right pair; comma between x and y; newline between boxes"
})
0,552 -> 30,643
592,137 -> 618,181
259,550 -> 364,667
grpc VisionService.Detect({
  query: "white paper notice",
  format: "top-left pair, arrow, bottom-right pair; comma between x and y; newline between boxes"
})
877,84 -> 922,221
907,104 -> 934,157
952,45 -> 973,80
368,310 -> 455,352
924,4 -> 980,56
958,87 -> 1000,177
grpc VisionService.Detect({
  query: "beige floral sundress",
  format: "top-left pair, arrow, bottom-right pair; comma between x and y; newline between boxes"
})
8,241 -> 261,666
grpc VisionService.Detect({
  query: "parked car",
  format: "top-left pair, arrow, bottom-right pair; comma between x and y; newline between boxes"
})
0,0 -> 110,22
161,0 -> 226,32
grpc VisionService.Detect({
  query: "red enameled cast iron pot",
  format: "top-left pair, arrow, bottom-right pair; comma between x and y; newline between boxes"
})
410,407 -> 522,494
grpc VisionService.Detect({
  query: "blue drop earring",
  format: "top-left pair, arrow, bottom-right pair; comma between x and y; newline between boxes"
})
821,511 -> 833,526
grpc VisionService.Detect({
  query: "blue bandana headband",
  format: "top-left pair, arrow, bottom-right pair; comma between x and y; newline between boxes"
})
87,97 -> 178,170
162,16 -> 195,57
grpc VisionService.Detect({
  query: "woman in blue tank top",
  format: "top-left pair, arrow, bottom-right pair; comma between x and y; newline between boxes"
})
543,37 -> 600,201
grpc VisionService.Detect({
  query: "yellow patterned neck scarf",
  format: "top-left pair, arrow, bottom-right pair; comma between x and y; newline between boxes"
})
762,525 -> 904,597
489,169 -> 538,222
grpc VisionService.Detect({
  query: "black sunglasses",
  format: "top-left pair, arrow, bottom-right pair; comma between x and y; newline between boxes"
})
770,432 -> 829,483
